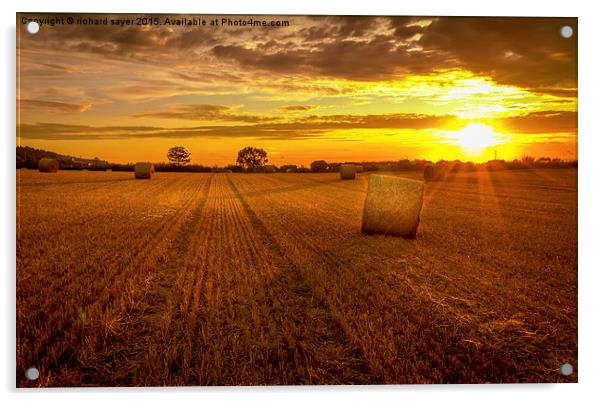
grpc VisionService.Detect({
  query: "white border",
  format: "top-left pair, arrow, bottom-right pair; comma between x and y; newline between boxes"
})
3,1 -> 601,400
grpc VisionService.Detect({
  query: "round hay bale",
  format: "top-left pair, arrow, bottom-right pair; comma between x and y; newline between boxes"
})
339,164 -> 356,180
361,174 -> 424,238
423,164 -> 443,181
134,162 -> 154,179
355,165 -> 364,173
263,165 -> 276,173
91,161 -> 108,171
224,169 -> 233,173
38,158 -> 59,173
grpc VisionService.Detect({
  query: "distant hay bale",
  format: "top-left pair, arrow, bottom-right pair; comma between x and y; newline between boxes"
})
424,164 -> 444,182
355,165 -> 364,173
339,164 -> 356,180
224,169 -> 233,173
92,161 -> 108,171
134,162 -> 154,179
38,158 -> 59,173
263,165 -> 276,173
361,174 -> 424,238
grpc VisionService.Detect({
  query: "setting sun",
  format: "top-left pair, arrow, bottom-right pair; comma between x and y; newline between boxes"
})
444,123 -> 509,157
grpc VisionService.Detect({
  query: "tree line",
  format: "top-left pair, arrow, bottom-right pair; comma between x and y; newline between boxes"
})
17,145 -> 577,172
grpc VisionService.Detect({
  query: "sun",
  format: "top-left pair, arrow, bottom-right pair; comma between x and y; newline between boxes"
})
446,122 -> 508,156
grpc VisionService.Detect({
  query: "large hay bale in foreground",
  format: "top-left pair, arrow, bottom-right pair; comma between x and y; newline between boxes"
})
134,162 -> 154,179
424,164 -> 444,181
38,158 -> 59,173
361,174 -> 424,237
339,164 -> 356,180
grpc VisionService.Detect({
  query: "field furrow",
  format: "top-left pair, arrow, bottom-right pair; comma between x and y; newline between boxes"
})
16,172 -> 212,386
16,169 -> 577,385
94,173 -> 375,385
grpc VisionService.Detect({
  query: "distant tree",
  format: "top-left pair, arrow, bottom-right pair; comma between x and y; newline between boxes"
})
521,156 -> 535,165
236,147 -> 268,170
280,164 -> 297,173
310,160 -> 328,173
396,159 -> 412,171
167,146 -> 191,166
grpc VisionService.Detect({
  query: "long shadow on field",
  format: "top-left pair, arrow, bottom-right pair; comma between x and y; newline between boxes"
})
280,175 -> 368,195
213,178 -> 339,200
225,174 -> 380,384
17,178 -> 133,187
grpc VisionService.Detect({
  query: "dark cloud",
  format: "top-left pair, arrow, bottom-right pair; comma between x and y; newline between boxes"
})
418,17 -> 577,91
17,122 -> 163,140
526,88 -> 578,98
212,44 -> 307,74
19,99 -> 91,113
17,113 -> 457,141
211,16 -> 576,91
133,104 -> 278,123
277,105 -> 318,112
40,63 -> 75,72
213,33 -> 440,81
290,16 -> 385,42
330,16 -> 379,38
18,14 -> 214,62
495,111 -> 577,134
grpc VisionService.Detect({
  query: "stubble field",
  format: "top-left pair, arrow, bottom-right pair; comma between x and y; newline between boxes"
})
16,168 -> 578,386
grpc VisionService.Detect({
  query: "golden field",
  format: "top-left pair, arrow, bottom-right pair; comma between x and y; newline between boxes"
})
16,169 -> 577,386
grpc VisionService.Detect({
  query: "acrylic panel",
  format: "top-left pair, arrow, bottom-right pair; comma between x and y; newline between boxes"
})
16,13 -> 577,387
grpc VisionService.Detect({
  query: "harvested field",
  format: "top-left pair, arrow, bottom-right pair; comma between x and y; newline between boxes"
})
16,168 -> 578,386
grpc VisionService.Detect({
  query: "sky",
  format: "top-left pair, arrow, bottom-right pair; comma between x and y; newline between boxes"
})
16,14 -> 577,166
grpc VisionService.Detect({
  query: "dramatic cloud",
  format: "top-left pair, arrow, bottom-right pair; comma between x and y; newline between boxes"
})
18,15 -> 577,92
211,33 -> 439,81
418,17 -> 577,91
16,13 -> 578,163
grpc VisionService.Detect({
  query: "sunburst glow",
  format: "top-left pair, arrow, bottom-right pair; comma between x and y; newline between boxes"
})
445,123 -> 510,156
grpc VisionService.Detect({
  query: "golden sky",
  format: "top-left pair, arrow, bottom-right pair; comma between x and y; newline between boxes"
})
17,14 -> 577,165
